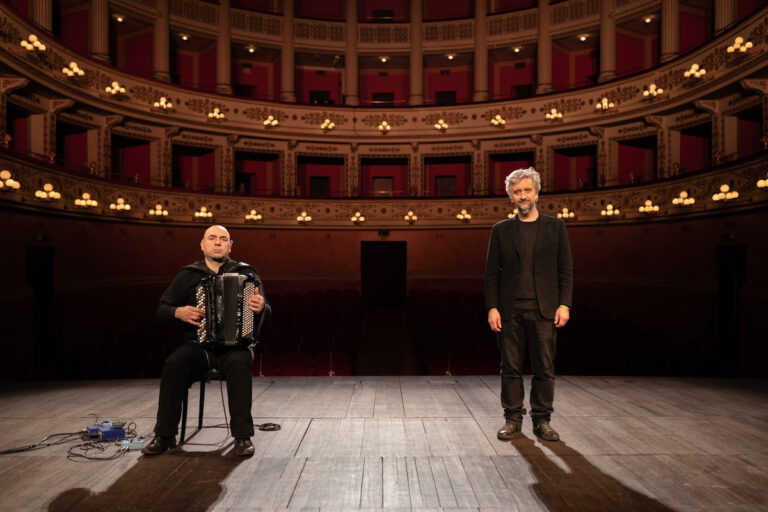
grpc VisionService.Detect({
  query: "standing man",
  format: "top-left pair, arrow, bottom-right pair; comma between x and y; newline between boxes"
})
485,168 -> 573,442
142,225 -> 269,456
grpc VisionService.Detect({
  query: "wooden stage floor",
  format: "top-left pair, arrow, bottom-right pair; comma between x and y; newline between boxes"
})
1,375 -> 767,511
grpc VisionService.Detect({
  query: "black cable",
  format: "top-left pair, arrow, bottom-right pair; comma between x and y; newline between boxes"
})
0,431 -> 86,455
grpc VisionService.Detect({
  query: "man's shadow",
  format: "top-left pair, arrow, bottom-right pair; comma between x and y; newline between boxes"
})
48,443 -> 247,512
510,435 -> 676,512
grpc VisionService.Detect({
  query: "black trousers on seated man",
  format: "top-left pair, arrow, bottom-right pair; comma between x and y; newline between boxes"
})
154,344 -> 255,439
498,299 -> 556,424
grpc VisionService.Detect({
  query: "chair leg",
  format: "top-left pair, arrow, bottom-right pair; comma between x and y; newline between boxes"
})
198,380 -> 206,430
180,389 -> 188,444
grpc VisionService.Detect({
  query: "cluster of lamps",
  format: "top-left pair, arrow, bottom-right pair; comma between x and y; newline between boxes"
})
672,191 -> 695,205
62,61 -> 84,77
297,211 -> 312,224
404,210 -> 417,224
153,97 -> 174,110
490,114 -> 506,128
245,209 -> 262,222
758,176 -> 768,189
351,211 -> 366,223
643,83 -> 664,98
148,203 -> 169,216
545,108 -> 563,122
35,183 -> 61,200
556,207 -> 575,219
507,209 -> 518,219
20,34 -> 46,52
208,108 -> 225,120
321,118 -> 335,131
712,184 -> 738,201
727,37 -> 753,54
109,197 -> 131,211
638,199 -> 659,213
263,115 -> 279,128
0,170 -> 21,190
105,81 -> 126,95
600,203 -> 620,217
246,44 -> 257,53
194,206 -> 213,219
434,119 -> 448,132
74,192 -> 98,208
378,120 -> 391,134
456,209 -> 471,222
595,97 -> 615,111
684,63 -> 706,79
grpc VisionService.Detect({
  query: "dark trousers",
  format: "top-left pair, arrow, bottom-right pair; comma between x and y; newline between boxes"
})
153,344 -> 255,438
497,303 -> 557,423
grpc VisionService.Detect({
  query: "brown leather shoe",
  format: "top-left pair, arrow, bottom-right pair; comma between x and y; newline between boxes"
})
141,435 -> 177,456
497,421 -> 522,440
533,420 -> 560,442
234,438 -> 255,457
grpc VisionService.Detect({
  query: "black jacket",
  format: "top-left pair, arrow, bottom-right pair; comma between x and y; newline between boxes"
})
485,214 -> 573,320
157,258 -> 270,346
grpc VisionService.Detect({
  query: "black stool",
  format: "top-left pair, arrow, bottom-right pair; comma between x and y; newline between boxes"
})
179,368 -> 225,444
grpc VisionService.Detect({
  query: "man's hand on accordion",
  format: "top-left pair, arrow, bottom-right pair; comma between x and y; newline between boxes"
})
248,292 -> 266,314
175,305 -> 206,326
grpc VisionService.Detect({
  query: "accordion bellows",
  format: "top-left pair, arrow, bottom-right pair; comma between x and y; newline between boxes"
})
195,273 -> 256,346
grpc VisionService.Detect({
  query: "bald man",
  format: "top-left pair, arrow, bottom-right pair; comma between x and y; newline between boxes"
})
142,225 -> 269,457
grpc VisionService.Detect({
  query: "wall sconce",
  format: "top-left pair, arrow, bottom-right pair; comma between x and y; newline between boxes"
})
684,63 -> 706,79
194,206 -> 213,219
638,199 -> 659,213
456,209 -> 471,222
62,61 -> 85,77
0,170 -> 21,191
297,211 -> 312,224
34,183 -> 60,200
600,203 -> 620,217
642,83 -> 663,98
263,115 -> 279,128
351,211 -> 365,223
643,16 -> 653,24
727,36 -> 753,54
153,96 -> 174,110
490,114 -> 506,128
378,120 -> 391,134
105,81 -> 126,95
556,207 -> 575,219
179,33 -> 190,41
595,97 -> 615,112
245,209 -> 262,222
545,108 -> 563,122
20,34 -> 46,52
757,175 -> 768,189
148,203 -> 168,216
672,191 -> 695,205
434,119 -> 448,132
507,209 -> 518,218
74,192 -> 98,208
109,197 -> 131,211
404,210 -> 417,224
321,118 -> 335,132
246,44 -> 257,53
446,53 -> 456,60
712,184 -> 738,201
379,56 -> 388,63
207,107 -> 225,120
578,34 -> 589,42
513,47 -> 521,53
113,14 -> 125,23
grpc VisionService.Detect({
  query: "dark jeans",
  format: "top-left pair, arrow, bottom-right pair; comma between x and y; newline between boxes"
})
497,302 -> 557,424
153,344 -> 255,438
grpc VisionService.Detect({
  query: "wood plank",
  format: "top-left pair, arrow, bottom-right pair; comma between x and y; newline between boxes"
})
287,456 -> 364,509
382,456 -> 411,509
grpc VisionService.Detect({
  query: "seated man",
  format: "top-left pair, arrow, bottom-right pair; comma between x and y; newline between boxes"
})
142,225 -> 269,456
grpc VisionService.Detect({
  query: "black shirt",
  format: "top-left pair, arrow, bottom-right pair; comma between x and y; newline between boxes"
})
516,218 -> 539,300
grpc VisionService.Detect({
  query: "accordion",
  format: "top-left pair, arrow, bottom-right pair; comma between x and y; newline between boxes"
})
195,273 -> 258,347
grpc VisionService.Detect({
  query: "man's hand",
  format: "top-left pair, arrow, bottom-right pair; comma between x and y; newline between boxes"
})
248,292 -> 265,313
488,308 -> 502,333
175,306 -> 205,326
554,306 -> 570,328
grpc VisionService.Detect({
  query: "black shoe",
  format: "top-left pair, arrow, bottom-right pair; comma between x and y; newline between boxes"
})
234,438 -> 255,457
141,435 -> 177,456
497,421 -> 522,440
533,420 -> 560,442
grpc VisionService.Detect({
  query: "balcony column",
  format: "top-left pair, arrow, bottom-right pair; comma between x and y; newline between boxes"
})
216,0 -> 233,94
714,0 -> 737,35
29,0 -> 53,31
598,0 -> 616,83
153,0 -> 172,82
535,0 -> 552,94
660,0 -> 679,63
472,0 -> 488,102
89,0 -> 110,62
345,0 -> 359,106
409,0 -> 424,105
280,0 -> 296,102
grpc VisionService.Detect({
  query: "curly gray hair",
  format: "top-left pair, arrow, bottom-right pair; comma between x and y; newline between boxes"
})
505,167 -> 542,198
